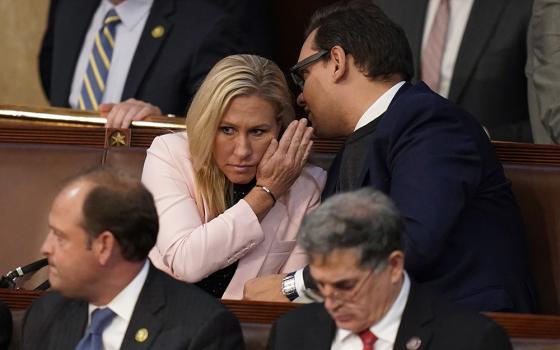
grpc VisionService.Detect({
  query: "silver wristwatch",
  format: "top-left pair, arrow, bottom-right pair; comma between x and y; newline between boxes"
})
281,272 -> 298,301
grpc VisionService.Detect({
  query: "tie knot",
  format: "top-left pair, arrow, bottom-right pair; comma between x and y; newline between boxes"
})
104,9 -> 121,26
358,329 -> 377,349
89,308 -> 116,335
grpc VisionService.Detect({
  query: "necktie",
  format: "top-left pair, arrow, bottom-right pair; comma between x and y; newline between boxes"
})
359,329 -> 378,350
421,0 -> 450,93
75,307 -> 116,350
78,9 -> 121,111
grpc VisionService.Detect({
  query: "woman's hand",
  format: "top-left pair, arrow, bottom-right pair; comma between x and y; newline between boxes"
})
256,118 -> 314,198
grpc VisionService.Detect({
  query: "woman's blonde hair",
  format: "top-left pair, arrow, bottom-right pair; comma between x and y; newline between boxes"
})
186,54 -> 295,219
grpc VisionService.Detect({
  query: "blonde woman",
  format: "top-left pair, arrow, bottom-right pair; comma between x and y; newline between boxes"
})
142,55 -> 326,299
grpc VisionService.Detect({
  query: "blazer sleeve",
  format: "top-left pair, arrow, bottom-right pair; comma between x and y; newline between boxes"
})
386,99 -> 483,274
526,0 -> 560,143
142,134 -> 266,282
279,166 -> 326,273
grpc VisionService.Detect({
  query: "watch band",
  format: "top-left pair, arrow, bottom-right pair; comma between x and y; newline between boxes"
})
281,272 -> 298,301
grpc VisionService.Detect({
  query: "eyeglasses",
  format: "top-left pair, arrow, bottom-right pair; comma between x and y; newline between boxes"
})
316,268 -> 375,303
290,49 -> 329,91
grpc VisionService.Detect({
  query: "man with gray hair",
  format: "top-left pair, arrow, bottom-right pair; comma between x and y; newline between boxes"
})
268,188 -> 512,350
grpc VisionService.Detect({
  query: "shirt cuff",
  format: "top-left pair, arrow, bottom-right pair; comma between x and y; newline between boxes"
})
292,268 -> 322,303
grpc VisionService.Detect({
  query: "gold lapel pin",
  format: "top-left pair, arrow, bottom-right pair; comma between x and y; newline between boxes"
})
151,25 -> 165,39
135,328 -> 149,343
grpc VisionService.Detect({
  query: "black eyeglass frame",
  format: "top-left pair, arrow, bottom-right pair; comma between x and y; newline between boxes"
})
290,49 -> 330,91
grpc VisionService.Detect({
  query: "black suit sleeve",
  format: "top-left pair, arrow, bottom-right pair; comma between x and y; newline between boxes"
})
266,322 -> 277,350
39,0 -> 59,99
0,301 -> 12,350
302,265 -> 317,290
189,307 -> 245,350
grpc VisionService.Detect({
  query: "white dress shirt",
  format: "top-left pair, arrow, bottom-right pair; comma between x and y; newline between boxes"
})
354,81 -> 406,131
85,259 -> 149,350
69,0 -> 153,108
331,273 -> 411,350
421,0 -> 474,97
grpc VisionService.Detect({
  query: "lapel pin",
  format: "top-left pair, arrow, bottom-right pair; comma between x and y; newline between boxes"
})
151,25 -> 165,39
135,328 -> 149,343
406,336 -> 422,350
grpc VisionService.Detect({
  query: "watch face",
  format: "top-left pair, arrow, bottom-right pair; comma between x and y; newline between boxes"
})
282,274 -> 298,301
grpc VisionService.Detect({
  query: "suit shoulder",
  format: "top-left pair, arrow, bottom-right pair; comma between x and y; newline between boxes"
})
275,303 -> 326,328
23,292 -> 81,339
428,291 -> 511,346
26,291 -> 71,317
157,268 -> 229,312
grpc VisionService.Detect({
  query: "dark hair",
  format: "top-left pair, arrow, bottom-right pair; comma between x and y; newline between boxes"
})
67,168 -> 158,262
298,188 -> 403,269
306,0 -> 413,81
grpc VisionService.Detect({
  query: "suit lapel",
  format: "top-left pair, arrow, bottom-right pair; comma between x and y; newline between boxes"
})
121,0 -> 175,99
448,0 -> 510,102
393,283 -> 434,350
52,0 -> 99,106
121,265 -> 165,349
321,150 -> 343,201
302,305 -> 337,349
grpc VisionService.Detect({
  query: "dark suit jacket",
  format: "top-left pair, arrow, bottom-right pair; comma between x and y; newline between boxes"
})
373,0 -> 533,142
0,300 -> 11,350
22,263 -> 244,350
322,82 -> 535,312
40,0 -> 267,116
268,282 -> 513,350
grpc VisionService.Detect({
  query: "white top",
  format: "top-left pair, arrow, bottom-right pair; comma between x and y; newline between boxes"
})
86,259 -> 150,350
331,273 -> 411,350
69,0 -> 153,108
421,0 -> 474,97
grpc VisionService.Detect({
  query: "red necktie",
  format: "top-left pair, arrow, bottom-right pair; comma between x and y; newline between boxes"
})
359,329 -> 378,350
421,0 -> 450,92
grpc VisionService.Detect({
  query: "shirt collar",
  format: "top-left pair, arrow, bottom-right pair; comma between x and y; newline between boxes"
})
88,259 -> 150,324
334,272 -> 411,345
354,81 -> 406,131
101,0 -> 153,30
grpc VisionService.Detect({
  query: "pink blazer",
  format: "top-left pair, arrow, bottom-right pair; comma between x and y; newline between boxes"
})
143,132 -> 326,299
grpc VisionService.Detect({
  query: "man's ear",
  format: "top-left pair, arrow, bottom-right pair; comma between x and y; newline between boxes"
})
93,231 -> 117,266
388,250 -> 405,284
330,46 -> 348,83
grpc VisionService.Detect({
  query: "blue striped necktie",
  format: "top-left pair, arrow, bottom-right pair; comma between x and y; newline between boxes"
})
79,9 -> 121,111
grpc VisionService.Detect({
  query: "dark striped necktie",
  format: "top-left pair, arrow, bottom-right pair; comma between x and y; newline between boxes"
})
78,9 -> 121,111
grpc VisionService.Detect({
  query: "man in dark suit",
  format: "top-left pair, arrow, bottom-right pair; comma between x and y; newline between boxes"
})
22,168 -> 243,349
40,0 -> 269,128
245,0 -> 535,313
373,0 -> 533,142
268,189 -> 513,350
